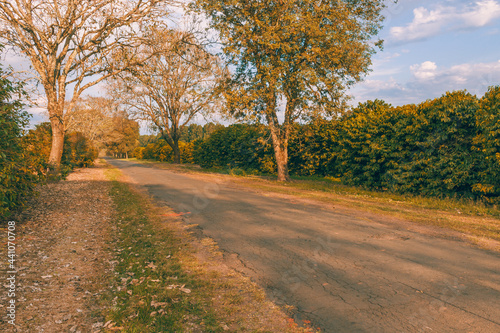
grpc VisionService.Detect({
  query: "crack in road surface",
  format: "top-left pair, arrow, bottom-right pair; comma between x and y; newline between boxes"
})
107,159 -> 500,333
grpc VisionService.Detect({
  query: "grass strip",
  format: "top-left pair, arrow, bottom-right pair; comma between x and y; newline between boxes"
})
103,166 -> 318,332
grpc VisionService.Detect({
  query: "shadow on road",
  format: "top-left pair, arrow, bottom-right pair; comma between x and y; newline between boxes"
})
107,158 -> 500,333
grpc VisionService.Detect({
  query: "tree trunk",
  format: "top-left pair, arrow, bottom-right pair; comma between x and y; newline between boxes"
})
173,140 -> 181,164
48,115 -> 65,172
269,124 -> 290,182
274,144 -> 289,182
161,133 -> 181,164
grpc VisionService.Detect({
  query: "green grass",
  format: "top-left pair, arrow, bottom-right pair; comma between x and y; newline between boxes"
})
102,165 -> 318,332
283,177 -> 499,218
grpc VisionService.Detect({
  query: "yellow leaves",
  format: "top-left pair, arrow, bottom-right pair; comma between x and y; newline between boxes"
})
180,285 -> 192,294
104,320 -> 124,330
151,300 -> 169,308
197,0 -> 386,115
130,276 -> 146,285
472,184 -> 495,194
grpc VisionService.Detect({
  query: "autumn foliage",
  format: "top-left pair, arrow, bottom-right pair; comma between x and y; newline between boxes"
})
1,110 -> 98,219
137,140 -> 194,164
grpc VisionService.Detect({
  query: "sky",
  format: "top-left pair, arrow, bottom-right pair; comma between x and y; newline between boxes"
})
4,0 -> 500,125
349,0 -> 500,106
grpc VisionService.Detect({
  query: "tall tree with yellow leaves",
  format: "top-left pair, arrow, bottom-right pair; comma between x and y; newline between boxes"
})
194,0 -> 386,180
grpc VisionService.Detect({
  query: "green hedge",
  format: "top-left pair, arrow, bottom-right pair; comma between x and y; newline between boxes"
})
193,124 -> 276,173
187,88 -> 500,202
139,140 -> 194,164
0,75 -> 45,219
191,122 -> 342,176
337,90 -> 498,201
474,86 -> 500,200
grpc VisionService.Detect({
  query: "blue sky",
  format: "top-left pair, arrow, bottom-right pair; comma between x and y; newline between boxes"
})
349,0 -> 500,106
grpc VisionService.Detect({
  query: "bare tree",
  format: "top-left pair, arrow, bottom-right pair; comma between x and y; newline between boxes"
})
112,27 -> 222,163
64,96 -> 116,148
0,0 -> 170,170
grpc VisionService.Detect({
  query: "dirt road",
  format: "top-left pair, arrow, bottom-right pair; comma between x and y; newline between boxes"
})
107,158 -> 500,333
1,164 -> 113,332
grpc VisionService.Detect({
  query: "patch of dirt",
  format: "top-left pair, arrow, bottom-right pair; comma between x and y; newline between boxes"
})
1,162 -> 115,332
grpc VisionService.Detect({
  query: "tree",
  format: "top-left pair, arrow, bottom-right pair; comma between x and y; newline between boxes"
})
138,134 -> 160,147
195,0 -> 386,180
0,0 -> 169,170
65,96 -> 116,149
180,123 -> 203,142
202,122 -> 225,139
103,112 -> 139,158
112,27 -> 222,163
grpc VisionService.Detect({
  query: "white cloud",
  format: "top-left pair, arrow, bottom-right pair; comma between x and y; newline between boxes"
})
358,79 -> 404,91
28,106 -> 47,117
351,59 -> 500,106
405,59 -> 500,101
419,59 -> 499,85
410,61 -> 438,80
447,60 -> 500,89
390,7 -> 446,42
390,0 -> 500,43
349,78 -> 410,105
462,0 -> 500,26
365,52 -> 405,77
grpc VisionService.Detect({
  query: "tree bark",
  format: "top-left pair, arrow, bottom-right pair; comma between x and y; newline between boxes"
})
172,139 -> 181,164
161,134 -> 181,164
269,124 -> 290,182
48,112 -> 65,172
274,143 -> 289,182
